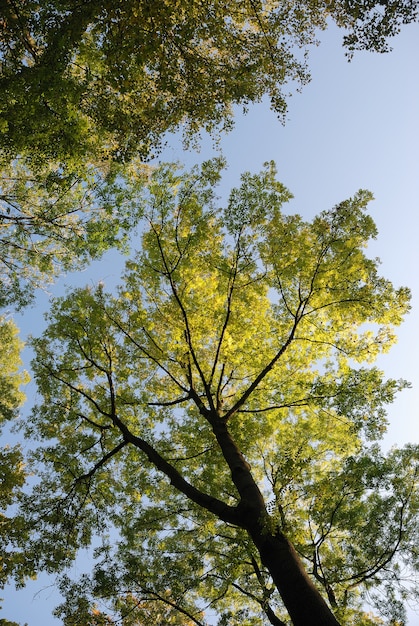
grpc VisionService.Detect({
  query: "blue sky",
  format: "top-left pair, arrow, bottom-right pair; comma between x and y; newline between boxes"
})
2,19 -> 419,625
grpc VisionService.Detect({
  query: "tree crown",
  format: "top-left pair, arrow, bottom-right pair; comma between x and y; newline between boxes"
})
19,162 -> 415,624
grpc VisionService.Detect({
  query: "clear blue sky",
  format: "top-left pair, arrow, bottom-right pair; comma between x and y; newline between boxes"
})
2,20 -> 419,626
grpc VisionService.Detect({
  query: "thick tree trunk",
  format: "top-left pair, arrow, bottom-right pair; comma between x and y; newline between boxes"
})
250,527 -> 341,626
210,416 -> 341,626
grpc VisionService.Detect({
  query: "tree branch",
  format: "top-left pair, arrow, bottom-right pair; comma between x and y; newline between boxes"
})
209,229 -> 241,389
110,410 -> 239,526
223,309 -> 303,420
150,220 -> 216,412
76,440 -> 127,483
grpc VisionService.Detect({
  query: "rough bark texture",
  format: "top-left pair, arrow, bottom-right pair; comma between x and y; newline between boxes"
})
251,529 -> 341,626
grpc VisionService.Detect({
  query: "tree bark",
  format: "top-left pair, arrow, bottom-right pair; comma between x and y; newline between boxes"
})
211,416 -> 341,626
250,528 -> 341,626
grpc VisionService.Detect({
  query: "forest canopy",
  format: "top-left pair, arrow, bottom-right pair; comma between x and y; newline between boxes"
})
1,0 -> 417,307
0,1 -> 418,624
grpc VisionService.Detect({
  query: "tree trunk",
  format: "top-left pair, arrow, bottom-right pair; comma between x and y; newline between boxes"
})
250,526 -> 341,626
210,417 -> 340,625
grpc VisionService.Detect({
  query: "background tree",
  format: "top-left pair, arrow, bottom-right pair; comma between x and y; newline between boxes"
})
0,158 -> 148,308
18,162 -> 417,625
0,316 -> 31,589
0,0 -> 417,165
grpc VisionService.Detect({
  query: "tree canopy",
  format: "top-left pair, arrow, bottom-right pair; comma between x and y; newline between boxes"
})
0,0 -> 417,308
0,2 -> 417,624
0,157 -> 148,308
0,0 -> 417,165
16,162 -> 417,625
0,316 -> 29,589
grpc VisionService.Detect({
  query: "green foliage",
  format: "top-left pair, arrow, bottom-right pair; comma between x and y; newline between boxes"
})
0,316 -> 31,590
54,574 -> 204,625
0,619 -> 26,626
0,3 -> 416,622
15,162 -> 416,625
0,157 -> 148,307
0,1 -> 417,165
331,0 -> 419,55
0,318 -> 27,421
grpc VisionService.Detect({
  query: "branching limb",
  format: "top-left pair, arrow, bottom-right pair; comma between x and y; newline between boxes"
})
224,307 -> 304,420
148,395 -> 190,407
108,408 -> 239,526
75,441 -> 127,484
209,228 -> 241,389
150,221 -> 215,412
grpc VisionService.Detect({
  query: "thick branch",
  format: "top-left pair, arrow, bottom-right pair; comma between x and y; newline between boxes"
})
210,417 -> 266,521
110,411 -> 239,526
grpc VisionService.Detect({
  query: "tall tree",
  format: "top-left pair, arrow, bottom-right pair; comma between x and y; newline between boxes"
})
0,0 -> 417,164
18,162 -> 417,625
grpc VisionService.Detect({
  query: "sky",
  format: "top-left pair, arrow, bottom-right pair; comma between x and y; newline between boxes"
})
1,18 -> 419,626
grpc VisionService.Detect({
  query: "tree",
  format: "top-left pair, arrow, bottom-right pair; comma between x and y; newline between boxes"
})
332,0 -> 419,55
0,316 -> 31,589
0,619 -> 26,626
17,161 -> 418,625
0,1 -> 417,165
0,157 -> 148,307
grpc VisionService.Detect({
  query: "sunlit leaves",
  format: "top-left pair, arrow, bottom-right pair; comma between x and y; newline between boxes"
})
0,316 -> 30,588
0,318 -> 27,421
